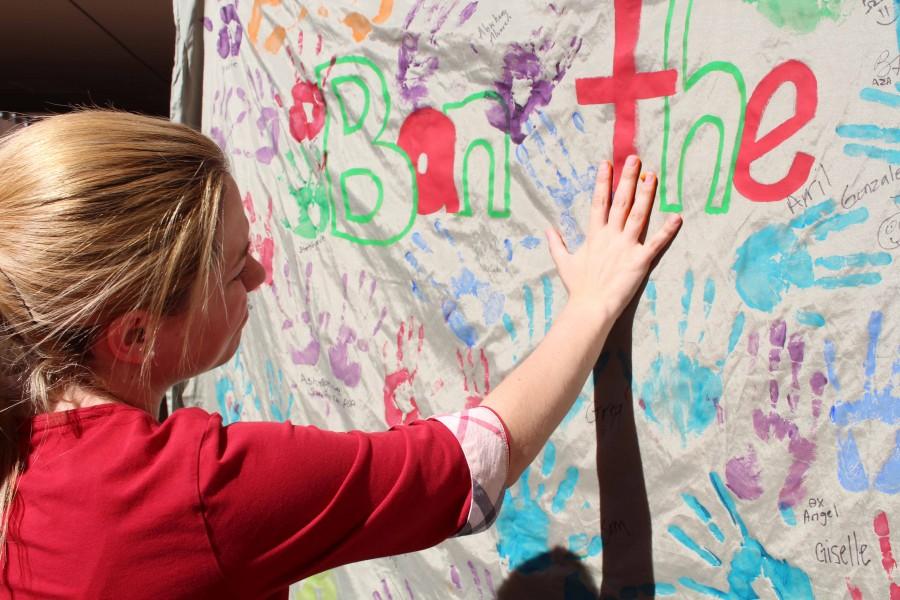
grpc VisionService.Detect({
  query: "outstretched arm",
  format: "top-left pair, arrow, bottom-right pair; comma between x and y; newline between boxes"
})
483,155 -> 682,486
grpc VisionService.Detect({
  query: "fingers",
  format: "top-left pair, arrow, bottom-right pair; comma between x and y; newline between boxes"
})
588,161 -> 612,234
545,227 -> 572,289
624,171 -> 657,240
608,155 -> 642,230
643,214 -> 683,260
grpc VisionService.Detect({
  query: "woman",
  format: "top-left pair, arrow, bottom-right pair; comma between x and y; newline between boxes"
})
0,111 -> 681,598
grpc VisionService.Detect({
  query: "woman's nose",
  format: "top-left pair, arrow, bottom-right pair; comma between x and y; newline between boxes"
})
244,254 -> 267,292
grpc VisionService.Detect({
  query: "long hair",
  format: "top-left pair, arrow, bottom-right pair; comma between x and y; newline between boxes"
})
0,110 -> 229,558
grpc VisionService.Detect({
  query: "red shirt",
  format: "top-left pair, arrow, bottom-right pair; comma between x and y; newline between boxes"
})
4,402 -> 505,599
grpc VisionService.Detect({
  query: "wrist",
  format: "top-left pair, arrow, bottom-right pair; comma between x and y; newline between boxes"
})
560,298 -> 614,343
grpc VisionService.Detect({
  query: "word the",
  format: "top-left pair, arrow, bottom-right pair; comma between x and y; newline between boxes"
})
576,0 -> 819,212
477,10 -> 511,45
840,162 -> 900,209
803,496 -> 840,527
814,531 -> 872,567
575,0 -> 677,186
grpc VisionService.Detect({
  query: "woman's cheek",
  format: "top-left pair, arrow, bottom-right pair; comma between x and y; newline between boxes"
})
226,286 -> 248,325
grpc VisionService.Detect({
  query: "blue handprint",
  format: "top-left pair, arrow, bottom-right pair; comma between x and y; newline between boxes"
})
404,221 -> 507,348
215,351 -> 296,424
515,110 -> 597,250
636,273 -> 745,445
216,347 -> 259,424
502,274 -> 554,360
264,359 -> 295,423
826,311 -> 900,494
837,3 -> 900,163
733,198 -> 892,312
668,472 -> 814,599
495,441 -> 602,571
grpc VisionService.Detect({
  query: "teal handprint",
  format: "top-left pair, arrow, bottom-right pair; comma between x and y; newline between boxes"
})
836,13 -> 900,164
826,310 -> 900,494
215,351 -> 294,423
733,198 -> 892,312
216,347 -> 258,424
636,272 -> 745,445
495,442 -> 601,571
669,472 -> 814,599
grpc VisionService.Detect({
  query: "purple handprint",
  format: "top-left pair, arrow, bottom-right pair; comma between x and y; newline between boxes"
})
288,262 -> 324,367
326,271 -> 387,388
217,4 -> 243,59
725,320 -> 827,524
396,0 -> 482,107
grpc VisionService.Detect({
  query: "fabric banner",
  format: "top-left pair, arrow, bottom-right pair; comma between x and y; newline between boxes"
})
172,1 -> 900,597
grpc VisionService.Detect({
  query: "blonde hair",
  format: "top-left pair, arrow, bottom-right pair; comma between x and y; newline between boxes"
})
0,110 -> 228,557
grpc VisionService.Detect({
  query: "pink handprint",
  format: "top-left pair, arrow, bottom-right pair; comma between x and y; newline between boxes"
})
457,346 -> 490,409
846,510 -> 899,600
242,191 -> 275,285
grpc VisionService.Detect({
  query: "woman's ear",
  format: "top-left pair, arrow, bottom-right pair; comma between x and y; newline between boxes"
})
102,311 -> 152,365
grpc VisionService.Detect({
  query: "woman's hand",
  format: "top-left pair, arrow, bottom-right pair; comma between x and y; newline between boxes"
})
546,155 -> 682,324
484,154 -> 682,486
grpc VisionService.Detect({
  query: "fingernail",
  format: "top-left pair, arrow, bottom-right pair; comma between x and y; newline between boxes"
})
626,155 -> 638,168
644,171 -> 655,185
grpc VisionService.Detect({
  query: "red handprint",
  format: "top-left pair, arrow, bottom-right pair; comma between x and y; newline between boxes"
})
383,318 -> 425,427
846,510 -> 899,600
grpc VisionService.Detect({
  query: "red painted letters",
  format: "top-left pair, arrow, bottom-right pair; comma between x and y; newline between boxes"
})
734,60 -> 818,202
397,108 -> 461,215
574,0 -> 677,185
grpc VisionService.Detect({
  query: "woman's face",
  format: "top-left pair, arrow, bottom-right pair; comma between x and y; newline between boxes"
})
155,175 -> 266,380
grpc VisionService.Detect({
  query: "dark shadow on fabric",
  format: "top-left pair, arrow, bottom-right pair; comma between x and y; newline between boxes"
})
594,293 -> 655,596
496,547 -> 600,600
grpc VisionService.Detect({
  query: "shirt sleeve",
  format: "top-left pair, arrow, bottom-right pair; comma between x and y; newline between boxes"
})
431,406 -> 509,536
195,406 -> 509,596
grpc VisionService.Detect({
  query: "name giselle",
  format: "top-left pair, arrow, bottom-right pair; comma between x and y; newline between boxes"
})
814,531 -> 871,567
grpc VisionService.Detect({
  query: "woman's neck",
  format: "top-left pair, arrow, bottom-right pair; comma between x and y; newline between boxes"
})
50,382 -> 164,417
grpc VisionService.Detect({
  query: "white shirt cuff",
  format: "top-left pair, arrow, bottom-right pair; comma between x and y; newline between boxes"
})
432,406 -> 510,536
